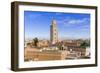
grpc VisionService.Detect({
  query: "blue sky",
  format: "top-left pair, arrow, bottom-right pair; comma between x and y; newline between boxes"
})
24,11 -> 90,40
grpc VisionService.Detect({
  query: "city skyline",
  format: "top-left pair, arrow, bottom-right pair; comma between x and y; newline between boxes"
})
24,11 -> 90,40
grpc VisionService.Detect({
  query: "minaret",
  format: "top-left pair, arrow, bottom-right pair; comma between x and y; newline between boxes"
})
50,19 -> 58,44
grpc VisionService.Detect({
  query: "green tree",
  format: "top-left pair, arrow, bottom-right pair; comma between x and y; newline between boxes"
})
33,38 -> 39,47
57,43 -> 62,50
80,41 -> 90,48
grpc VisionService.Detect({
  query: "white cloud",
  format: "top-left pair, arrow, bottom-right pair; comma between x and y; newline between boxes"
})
57,17 -> 90,27
67,18 -> 89,25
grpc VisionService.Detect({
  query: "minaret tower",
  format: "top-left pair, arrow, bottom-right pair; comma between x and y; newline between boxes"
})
50,19 -> 58,44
